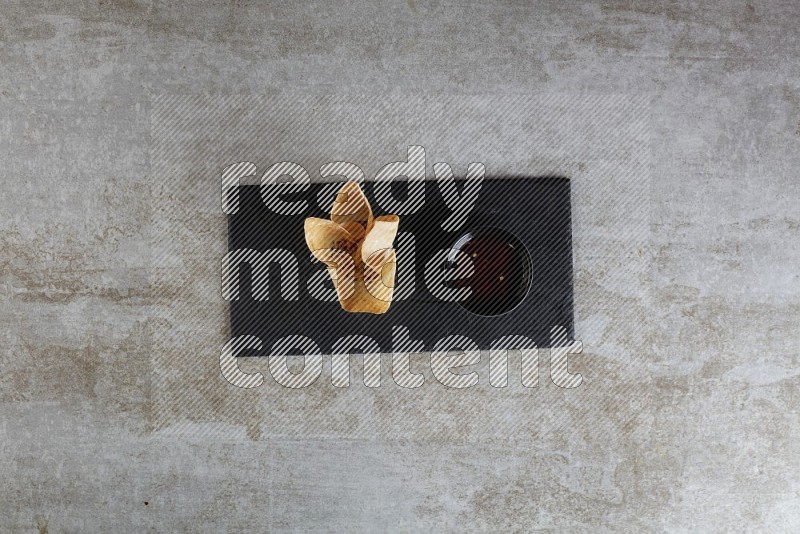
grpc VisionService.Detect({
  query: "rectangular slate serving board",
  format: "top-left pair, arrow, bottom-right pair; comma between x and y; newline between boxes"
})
229,178 -> 574,356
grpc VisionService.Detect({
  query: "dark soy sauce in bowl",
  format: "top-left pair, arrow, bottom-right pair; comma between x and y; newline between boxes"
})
448,227 -> 532,317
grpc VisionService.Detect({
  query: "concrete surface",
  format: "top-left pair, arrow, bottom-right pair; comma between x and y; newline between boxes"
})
1,1 -> 799,532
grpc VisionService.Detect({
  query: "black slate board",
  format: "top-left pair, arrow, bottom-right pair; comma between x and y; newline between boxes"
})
229,178 -> 574,355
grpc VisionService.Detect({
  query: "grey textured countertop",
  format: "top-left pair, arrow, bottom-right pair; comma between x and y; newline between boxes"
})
1,1 -> 799,532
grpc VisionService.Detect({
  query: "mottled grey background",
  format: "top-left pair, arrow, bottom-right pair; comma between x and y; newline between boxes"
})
1,1 -> 799,532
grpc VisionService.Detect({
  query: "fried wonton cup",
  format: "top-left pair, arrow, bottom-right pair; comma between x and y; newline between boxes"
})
303,181 -> 399,314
